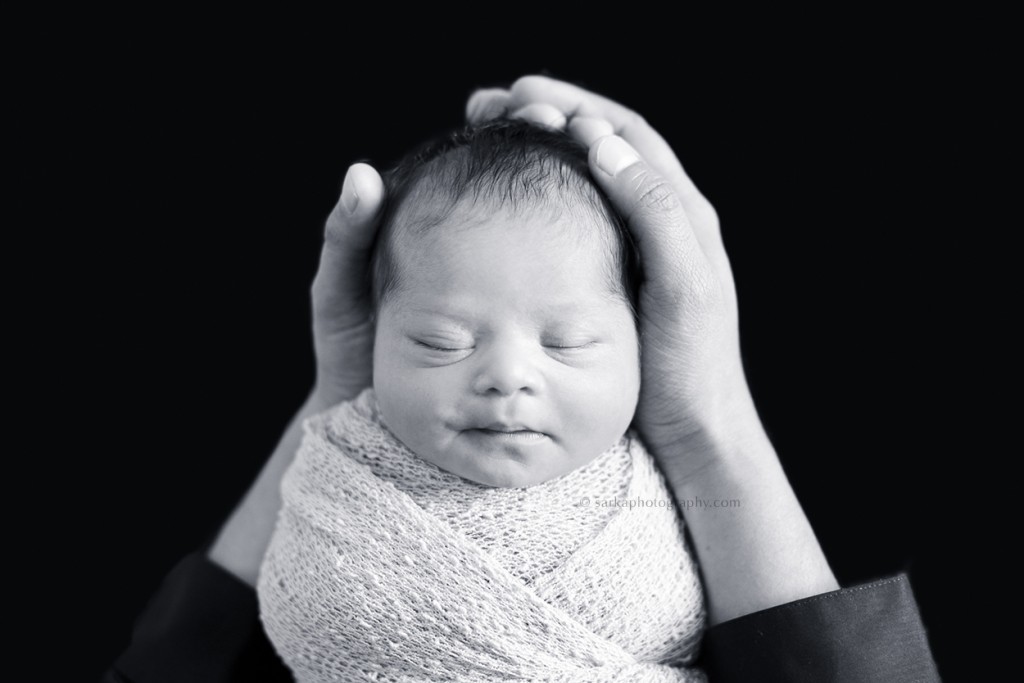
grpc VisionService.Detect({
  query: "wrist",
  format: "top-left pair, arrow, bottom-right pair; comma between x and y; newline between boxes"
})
208,389 -> 331,586
305,386 -> 334,416
655,377 -> 777,496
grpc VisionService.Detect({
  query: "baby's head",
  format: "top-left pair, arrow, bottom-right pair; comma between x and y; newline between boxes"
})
369,119 -> 642,488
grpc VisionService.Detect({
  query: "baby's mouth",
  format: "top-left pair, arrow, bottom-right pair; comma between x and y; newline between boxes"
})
466,428 -> 549,443
476,421 -> 540,433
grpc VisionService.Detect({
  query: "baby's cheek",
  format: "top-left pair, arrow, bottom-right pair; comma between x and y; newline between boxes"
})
554,373 -> 596,421
574,368 -> 637,441
390,368 -> 466,441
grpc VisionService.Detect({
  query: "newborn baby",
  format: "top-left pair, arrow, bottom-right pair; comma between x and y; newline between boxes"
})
257,119 -> 707,682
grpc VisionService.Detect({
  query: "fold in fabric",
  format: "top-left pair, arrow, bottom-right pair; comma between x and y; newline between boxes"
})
257,388 -> 706,682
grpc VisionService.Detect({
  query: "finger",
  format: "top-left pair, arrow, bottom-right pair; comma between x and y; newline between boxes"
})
510,75 -> 710,213
324,163 -> 383,250
589,135 -> 714,310
511,75 -> 639,130
567,116 -> 615,147
511,75 -> 727,269
510,75 -> 687,186
313,163 -> 385,320
509,103 -> 567,130
466,88 -> 511,123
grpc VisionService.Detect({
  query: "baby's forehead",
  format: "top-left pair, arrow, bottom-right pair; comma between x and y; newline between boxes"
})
394,217 -> 616,297
390,228 -> 624,322
396,191 -> 615,249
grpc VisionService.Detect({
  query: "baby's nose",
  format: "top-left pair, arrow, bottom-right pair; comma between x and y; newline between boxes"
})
471,343 -> 543,397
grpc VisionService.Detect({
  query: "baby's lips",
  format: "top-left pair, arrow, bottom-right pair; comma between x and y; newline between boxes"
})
476,421 -> 537,433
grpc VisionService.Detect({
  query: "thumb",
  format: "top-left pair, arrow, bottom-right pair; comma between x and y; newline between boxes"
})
324,163 -> 384,252
312,163 -> 385,321
589,135 -> 710,309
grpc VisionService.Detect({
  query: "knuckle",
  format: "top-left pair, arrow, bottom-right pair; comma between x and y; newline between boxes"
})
323,218 -> 355,254
619,110 -> 648,135
634,175 -> 684,217
683,189 -> 719,227
697,198 -> 720,230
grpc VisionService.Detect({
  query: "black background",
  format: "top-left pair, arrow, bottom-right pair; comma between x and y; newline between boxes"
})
20,24 -> 999,682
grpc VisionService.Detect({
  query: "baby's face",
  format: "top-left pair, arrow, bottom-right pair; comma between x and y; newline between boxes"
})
373,205 -> 640,488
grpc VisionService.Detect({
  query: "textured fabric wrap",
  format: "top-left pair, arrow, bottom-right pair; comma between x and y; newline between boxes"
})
257,387 -> 706,682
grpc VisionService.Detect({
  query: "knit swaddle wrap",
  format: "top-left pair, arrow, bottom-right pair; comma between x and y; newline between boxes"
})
257,388 -> 706,682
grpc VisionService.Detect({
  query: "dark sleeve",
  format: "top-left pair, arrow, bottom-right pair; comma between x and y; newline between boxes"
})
100,544 -> 293,683
698,573 -> 941,682
103,549 -> 940,683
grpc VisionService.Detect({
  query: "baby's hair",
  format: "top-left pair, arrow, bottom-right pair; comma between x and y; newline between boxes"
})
367,118 -> 641,327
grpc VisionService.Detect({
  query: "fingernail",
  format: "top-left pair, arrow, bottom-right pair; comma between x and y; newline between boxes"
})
568,117 -> 615,146
466,88 -> 508,122
466,90 -> 489,121
511,104 -> 567,130
595,135 -> 640,177
341,166 -> 360,214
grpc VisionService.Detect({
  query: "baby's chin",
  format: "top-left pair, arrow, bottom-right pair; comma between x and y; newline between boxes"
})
458,467 -> 551,489
431,449 -> 584,489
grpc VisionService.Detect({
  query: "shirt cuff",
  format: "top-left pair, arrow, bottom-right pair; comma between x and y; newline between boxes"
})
699,573 -> 941,682
108,547 -> 291,683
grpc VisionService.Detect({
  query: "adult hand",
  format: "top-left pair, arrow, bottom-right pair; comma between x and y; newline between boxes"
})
469,78 -> 745,485
207,163 -> 385,586
310,163 -> 386,410
468,77 -> 838,625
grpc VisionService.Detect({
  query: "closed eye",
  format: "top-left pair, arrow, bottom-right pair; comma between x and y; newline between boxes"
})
545,342 -> 596,350
414,340 -> 470,352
